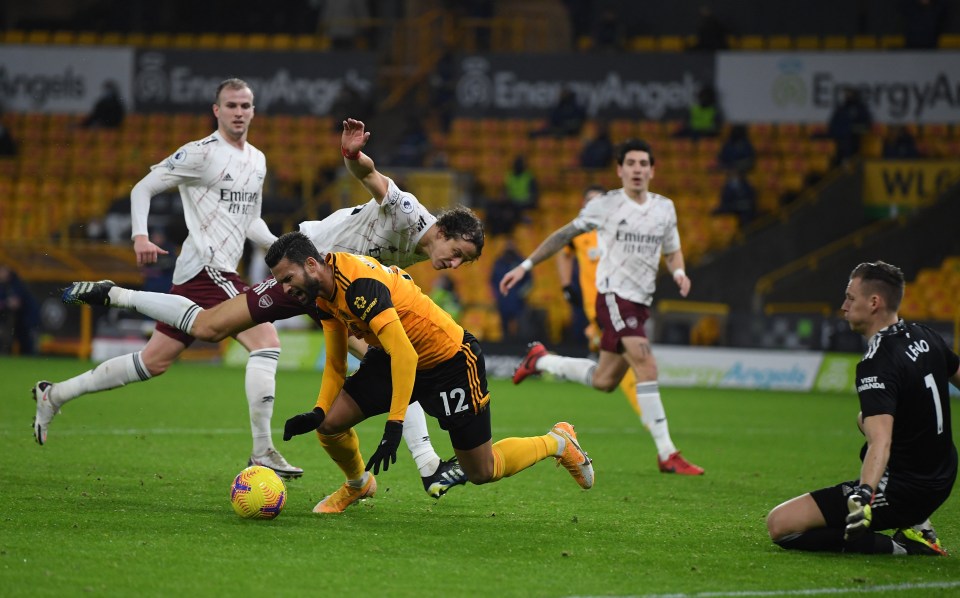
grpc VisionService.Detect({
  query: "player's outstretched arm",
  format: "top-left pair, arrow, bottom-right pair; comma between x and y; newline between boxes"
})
499,222 -> 583,295
341,117 -> 389,202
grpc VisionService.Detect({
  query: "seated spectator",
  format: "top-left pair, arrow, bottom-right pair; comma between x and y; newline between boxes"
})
591,9 -> 626,52
503,155 -> 539,216
0,109 -> 17,156
0,265 -> 40,355
899,0 -> 947,49
882,125 -> 923,159
81,80 -> 125,129
530,89 -> 586,138
717,124 -> 755,173
713,169 -> 757,225
579,121 -> 614,169
675,85 -> 722,140
691,5 -> 730,51
391,117 -> 430,167
828,89 -> 873,167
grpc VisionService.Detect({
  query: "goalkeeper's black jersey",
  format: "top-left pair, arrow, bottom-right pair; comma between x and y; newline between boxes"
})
856,320 -> 959,487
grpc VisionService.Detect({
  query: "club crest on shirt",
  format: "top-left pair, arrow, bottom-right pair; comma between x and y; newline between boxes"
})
626,316 -> 640,329
258,295 -> 273,309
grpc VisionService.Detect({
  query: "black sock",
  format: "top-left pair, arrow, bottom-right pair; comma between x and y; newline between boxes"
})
775,529 -> 895,554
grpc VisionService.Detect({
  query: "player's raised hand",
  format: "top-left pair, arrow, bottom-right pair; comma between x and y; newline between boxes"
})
341,118 -> 371,155
133,234 -> 170,267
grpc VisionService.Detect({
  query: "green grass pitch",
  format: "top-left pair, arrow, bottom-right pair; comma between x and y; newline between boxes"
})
1,355 -> 958,597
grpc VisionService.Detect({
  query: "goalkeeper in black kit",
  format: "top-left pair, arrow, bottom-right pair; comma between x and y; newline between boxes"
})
766,261 -> 958,556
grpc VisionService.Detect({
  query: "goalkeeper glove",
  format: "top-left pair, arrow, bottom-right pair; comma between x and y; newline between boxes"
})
283,407 -> 325,441
365,420 -> 404,474
562,284 -> 582,308
844,484 -> 874,541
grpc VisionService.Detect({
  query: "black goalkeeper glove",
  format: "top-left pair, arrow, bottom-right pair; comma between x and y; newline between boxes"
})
283,407 -> 325,441
562,284 -> 582,308
365,420 -> 404,474
844,484 -> 874,541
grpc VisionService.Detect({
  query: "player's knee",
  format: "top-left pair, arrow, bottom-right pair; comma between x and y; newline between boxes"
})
765,507 -> 789,541
191,317 -> 228,343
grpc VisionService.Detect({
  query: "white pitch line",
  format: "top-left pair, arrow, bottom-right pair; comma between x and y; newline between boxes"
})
569,580 -> 960,598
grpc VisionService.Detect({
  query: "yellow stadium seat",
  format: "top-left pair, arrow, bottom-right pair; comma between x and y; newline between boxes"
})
657,36 -> 684,52
630,36 -> 656,52
880,34 -> 904,49
172,33 -> 196,48
77,31 -> 101,45
767,35 -> 792,50
247,33 -> 269,49
794,35 -> 820,50
822,35 -> 848,50
739,35 -> 764,50
294,34 -> 318,50
270,34 -> 295,50
125,32 -> 147,47
26,30 -> 51,44
51,31 -> 76,45
221,33 -> 244,49
146,33 -> 173,48
940,34 -> 960,49
196,32 -> 220,48
100,32 -> 123,45
2,30 -> 27,44
852,35 -> 878,50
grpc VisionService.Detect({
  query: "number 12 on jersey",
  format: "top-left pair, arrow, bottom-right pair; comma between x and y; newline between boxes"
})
440,388 -> 469,416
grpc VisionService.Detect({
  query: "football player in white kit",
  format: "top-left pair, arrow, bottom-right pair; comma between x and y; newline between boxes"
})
53,118 -> 486,498
499,138 -> 704,476
31,79 -> 303,476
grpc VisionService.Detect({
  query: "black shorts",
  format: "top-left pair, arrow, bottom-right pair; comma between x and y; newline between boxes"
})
342,331 -> 492,451
811,472 -> 955,531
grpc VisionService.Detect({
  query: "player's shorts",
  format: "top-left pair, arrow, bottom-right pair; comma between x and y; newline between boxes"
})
245,277 -> 326,326
155,267 -> 250,346
811,472 -> 955,531
594,292 -> 650,353
343,330 -> 492,451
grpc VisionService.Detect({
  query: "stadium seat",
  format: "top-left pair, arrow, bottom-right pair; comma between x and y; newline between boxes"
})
2,30 -> 27,44
51,31 -> 76,45
880,34 -> 905,49
852,35 -> 878,50
822,35 -> 849,50
630,36 -> 657,52
657,36 -> 684,51
172,33 -> 196,48
124,32 -> 147,47
221,33 -> 244,49
794,35 -> 820,50
100,32 -> 123,45
738,35 -> 764,50
25,30 -> 51,44
146,33 -> 173,48
767,35 -> 792,50
939,34 -> 960,49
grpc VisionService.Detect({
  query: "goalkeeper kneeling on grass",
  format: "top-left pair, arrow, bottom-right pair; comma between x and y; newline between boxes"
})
766,260 -> 958,556
266,232 -> 595,514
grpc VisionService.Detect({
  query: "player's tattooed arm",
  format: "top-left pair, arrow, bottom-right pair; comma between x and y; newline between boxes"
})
527,223 -> 584,265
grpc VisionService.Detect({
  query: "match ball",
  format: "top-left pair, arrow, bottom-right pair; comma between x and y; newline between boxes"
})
230,465 -> 286,519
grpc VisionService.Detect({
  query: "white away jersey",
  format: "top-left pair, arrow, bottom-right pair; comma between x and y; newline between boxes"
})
152,132 -> 267,284
297,177 -> 436,268
572,189 -> 681,305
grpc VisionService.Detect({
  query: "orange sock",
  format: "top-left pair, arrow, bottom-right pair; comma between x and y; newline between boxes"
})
490,435 -> 558,481
619,368 -> 641,416
318,428 -> 365,481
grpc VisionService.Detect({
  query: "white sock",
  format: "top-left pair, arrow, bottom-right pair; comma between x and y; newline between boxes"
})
246,348 -> 280,455
547,429 -> 567,456
402,401 -> 441,477
110,287 -> 201,334
635,381 -> 677,460
347,471 -> 371,488
49,352 -> 151,406
537,354 -> 597,386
